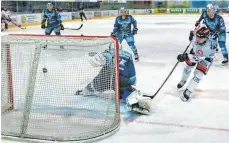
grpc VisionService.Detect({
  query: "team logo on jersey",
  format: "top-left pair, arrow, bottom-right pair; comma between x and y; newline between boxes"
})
197,49 -> 203,55
119,59 -> 127,66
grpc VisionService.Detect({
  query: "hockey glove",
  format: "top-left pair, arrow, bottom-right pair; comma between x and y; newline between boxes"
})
133,28 -> 138,35
7,18 -> 11,22
41,19 -> 46,29
60,23 -> 64,30
41,24 -> 46,29
195,21 -> 200,27
213,31 -> 219,40
110,32 -> 116,37
189,31 -> 194,41
177,53 -> 189,62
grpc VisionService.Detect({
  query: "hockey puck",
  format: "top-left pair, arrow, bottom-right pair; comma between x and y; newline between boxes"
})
43,68 -> 47,73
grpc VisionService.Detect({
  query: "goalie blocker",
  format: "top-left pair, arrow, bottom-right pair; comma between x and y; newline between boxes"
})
76,50 -> 151,115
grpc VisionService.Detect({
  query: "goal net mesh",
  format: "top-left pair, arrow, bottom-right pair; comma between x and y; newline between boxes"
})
1,34 -> 120,142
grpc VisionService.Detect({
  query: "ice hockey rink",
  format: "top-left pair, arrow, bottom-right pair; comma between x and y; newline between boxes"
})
1,15 -> 229,143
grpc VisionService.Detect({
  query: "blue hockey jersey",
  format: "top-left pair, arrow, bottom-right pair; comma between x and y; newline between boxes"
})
104,49 -> 136,87
113,15 -> 137,35
43,9 -> 62,27
198,11 -> 226,33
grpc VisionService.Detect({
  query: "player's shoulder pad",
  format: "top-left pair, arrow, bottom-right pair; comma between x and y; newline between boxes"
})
215,14 -> 223,19
44,9 -> 48,13
202,11 -> 208,16
116,16 -> 122,19
119,49 -> 133,61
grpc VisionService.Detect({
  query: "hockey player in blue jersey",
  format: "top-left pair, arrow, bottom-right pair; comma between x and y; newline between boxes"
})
178,24 -> 215,101
111,7 -> 139,61
194,3 -> 228,65
41,3 -> 64,35
75,48 -> 151,114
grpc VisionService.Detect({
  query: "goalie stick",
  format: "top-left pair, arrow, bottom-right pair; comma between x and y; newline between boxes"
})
144,42 -> 192,99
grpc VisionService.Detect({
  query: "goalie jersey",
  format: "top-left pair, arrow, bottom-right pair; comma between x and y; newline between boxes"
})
86,48 -> 136,101
104,49 -> 136,86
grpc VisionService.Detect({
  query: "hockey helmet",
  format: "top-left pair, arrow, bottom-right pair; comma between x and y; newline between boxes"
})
47,3 -> 53,9
195,24 -> 210,38
120,7 -> 127,13
206,3 -> 214,13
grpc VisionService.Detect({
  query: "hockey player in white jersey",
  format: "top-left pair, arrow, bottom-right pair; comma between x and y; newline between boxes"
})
177,24 -> 215,101
1,8 -> 11,31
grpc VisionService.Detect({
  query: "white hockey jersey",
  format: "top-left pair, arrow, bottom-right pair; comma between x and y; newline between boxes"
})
190,36 -> 215,62
1,10 -> 11,19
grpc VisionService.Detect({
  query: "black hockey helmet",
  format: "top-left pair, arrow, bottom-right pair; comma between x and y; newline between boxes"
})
195,24 -> 210,38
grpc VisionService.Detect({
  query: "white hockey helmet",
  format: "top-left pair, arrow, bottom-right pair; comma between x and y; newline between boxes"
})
47,3 -> 53,9
206,3 -> 214,13
120,7 -> 127,13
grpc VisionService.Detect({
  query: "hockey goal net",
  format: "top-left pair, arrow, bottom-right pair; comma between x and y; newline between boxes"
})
1,34 -> 120,142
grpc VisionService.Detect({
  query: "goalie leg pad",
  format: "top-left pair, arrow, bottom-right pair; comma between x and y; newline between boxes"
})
126,89 -> 151,115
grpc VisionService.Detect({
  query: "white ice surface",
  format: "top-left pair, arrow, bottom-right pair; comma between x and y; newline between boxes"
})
1,15 -> 229,143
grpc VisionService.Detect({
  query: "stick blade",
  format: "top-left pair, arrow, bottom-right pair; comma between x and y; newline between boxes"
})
65,24 -> 83,30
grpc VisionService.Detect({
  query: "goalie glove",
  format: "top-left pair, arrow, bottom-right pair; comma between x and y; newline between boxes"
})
87,52 -> 106,67
126,89 -> 151,115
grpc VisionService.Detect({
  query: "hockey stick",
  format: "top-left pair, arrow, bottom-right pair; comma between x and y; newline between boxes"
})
10,21 -> 26,30
64,24 -> 83,30
144,42 -> 192,99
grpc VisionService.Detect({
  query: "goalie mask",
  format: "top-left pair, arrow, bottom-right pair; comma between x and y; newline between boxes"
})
87,52 -> 106,67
